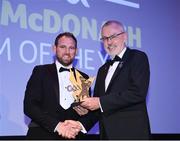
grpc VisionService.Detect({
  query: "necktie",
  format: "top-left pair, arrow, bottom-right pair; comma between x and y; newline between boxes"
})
59,67 -> 70,72
109,55 -> 122,66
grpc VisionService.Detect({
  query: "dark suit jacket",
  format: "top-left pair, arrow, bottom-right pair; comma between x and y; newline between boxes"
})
24,63 -> 95,139
93,48 -> 151,139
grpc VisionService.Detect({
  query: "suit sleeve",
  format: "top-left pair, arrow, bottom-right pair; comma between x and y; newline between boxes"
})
24,66 -> 59,133
77,71 -> 100,131
100,52 -> 150,114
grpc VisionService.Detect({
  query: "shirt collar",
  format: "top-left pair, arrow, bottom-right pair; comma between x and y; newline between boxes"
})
55,60 -> 73,71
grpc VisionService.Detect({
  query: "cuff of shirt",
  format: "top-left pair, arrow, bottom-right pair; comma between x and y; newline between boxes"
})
54,122 -> 61,132
99,98 -> 103,112
77,121 -> 87,134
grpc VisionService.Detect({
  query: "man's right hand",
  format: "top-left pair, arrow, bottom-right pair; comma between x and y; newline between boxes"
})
56,120 -> 82,139
56,121 -> 80,139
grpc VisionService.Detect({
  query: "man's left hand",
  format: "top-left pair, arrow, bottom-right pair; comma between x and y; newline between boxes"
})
80,97 -> 100,111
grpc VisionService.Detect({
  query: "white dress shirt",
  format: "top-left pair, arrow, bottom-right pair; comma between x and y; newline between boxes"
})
55,60 -> 74,109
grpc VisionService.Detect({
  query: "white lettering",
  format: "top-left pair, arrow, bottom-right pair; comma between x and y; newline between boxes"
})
0,1 -> 141,47
0,38 -> 11,61
98,51 -> 109,64
84,49 -> 95,70
28,13 -> 42,32
62,14 -> 80,36
75,48 -> 83,69
82,17 -> 97,40
43,9 -> 61,33
40,43 -> 51,64
128,26 -> 141,48
1,0 -> 27,28
67,0 -> 90,8
19,40 -> 37,63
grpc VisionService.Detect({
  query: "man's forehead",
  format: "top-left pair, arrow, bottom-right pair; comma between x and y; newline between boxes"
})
101,26 -> 121,36
58,37 -> 75,43
105,23 -> 122,30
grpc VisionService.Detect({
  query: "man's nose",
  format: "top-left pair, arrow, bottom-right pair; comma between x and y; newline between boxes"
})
107,38 -> 112,45
65,48 -> 70,53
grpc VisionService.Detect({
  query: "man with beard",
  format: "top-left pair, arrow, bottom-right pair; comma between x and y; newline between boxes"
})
81,20 -> 151,139
24,32 -> 94,139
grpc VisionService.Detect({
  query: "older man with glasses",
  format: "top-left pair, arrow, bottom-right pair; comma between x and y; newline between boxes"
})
80,20 -> 151,140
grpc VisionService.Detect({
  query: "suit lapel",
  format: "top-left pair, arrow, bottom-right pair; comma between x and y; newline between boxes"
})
48,63 -> 59,103
101,63 -> 111,95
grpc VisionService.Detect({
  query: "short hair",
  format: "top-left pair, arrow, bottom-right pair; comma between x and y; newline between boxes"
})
102,20 -> 125,32
54,32 -> 77,48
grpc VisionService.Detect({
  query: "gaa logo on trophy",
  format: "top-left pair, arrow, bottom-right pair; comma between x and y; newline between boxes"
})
69,69 -> 95,107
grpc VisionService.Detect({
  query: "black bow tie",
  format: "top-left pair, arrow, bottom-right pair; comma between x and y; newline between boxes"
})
108,55 -> 122,66
59,67 -> 70,72
59,67 -> 75,73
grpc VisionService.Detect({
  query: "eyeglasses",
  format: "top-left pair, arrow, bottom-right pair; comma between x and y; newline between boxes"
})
100,32 -> 125,42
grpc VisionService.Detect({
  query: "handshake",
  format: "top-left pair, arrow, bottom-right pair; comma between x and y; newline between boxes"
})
56,97 -> 100,139
56,120 -> 83,139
